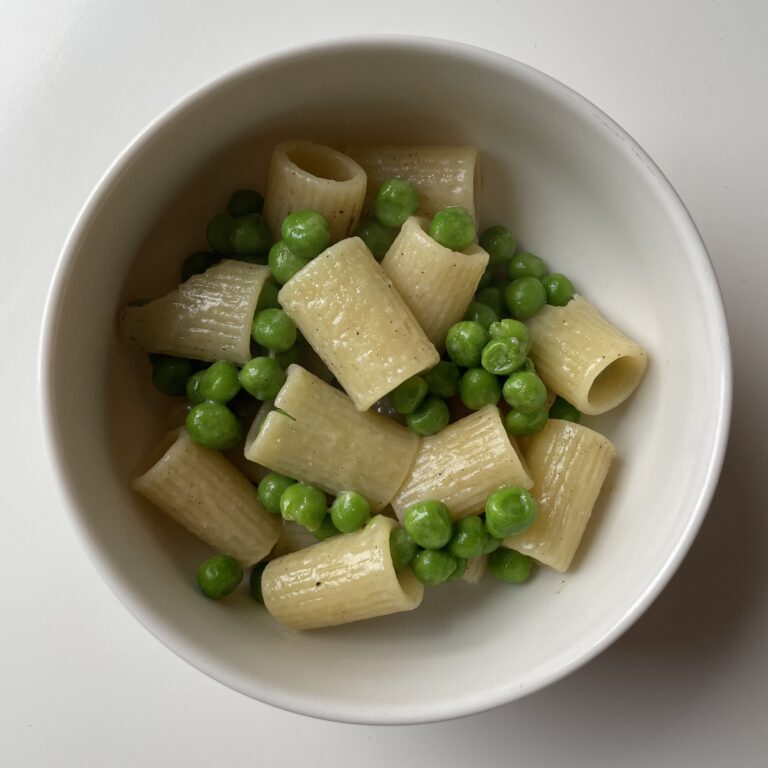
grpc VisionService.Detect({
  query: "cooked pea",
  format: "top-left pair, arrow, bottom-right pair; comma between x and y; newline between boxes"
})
448,515 -> 487,559
200,360 -> 241,404
404,500 -> 453,549
463,301 -> 498,330
459,367 -> 501,410
504,277 -> 547,319
185,402 -> 241,450
485,486 -> 537,538
249,562 -> 267,602
268,240 -> 309,285
389,376 -> 428,415
354,215 -> 399,260
373,178 -> 420,228
390,527 -> 419,571
503,371 -> 548,413
152,356 -> 192,397
474,286 -> 505,317
542,273 -> 575,306
256,280 -> 281,311
251,308 -> 297,352
273,345 -> 302,369
281,210 -> 331,259
447,556 -> 468,581
481,337 -> 527,376
488,547 -> 533,583
196,554 -> 243,599
508,251 -> 548,280
313,516 -> 341,541
483,534 -> 503,554
549,395 -> 581,422
186,369 -> 206,405
445,321 -> 488,368
428,207 -> 476,251
258,472 -> 296,514
412,549 -> 458,585
504,406 -> 549,436
422,361 -> 461,398
279,482 -> 328,531
488,318 -> 531,353
405,396 -> 450,436
520,357 -> 537,373
181,251 -> 218,282
227,189 -> 265,217
329,491 -> 371,533
239,357 -> 286,400
206,212 -> 235,255
479,224 -> 517,265
230,213 -> 271,255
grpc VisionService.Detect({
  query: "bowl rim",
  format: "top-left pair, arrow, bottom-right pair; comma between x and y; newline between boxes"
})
38,34 -> 733,725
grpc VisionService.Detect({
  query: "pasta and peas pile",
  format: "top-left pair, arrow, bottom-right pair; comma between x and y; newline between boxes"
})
121,141 -> 647,630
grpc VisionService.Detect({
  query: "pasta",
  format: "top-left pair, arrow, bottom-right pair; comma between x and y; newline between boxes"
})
133,429 -> 281,566
243,365 -> 420,510
277,237 -> 439,410
345,145 -> 479,220
382,216 -> 490,347
120,260 -> 270,364
391,405 -> 532,520
526,295 -> 648,415
263,140 -> 367,243
504,419 -> 616,572
262,515 -> 423,630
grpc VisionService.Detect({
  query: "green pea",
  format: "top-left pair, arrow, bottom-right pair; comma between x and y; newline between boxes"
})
503,371 -> 548,413
464,301 -> 498,331
181,251 -> 218,282
281,210 -> 331,260
481,337 -> 527,376
422,361 -> 461,398
268,240 -> 309,285
251,308 -> 297,352
256,280 -> 281,311
447,556 -> 467,581
279,482 -> 328,531
227,189 -> 264,217
273,345 -> 302,369
390,527 -> 419,571
405,396 -> 450,436
230,212 -> 271,255
403,500 -> 453,549
488,547 -> 533,583
389,376 -> 428,415
249,562 -> 267,603
448,515 -> 487,559
206,212 -> 235,255
549,396 -> 581,423
476,266 -> 494,290
239,357 -> 286,400
483,534 -> 503,554
330,491 -> 371,533
186,402 -> 241,450
353,215 -> 399,260
445,321 -> 488,368
504,407 -> 548,437
474,286 -> 505,317
479,225 -> 517,265
196,554 -> 243,599
373,178 -> 420,228
258,472 -> 296,514
199,360 -> 241,404
459,368 -> 501,410
428,206 -> 476,251
521,357 -> 537,374
313,516 -> 341,541
412,549 -> 458,586
542,273 -> 574,306
485,486 -> 537,538
186,369 -> 206,405
504,277 -> 547,320
488,318 -> 531,353
152,356 -> 193,396
508,251 -> 548,280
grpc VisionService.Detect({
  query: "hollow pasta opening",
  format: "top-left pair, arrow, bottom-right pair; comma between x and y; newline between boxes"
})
395,565 -> 425,606
134,428 -> 181,477
286,145 -> 357,183
587,354 -> 646,411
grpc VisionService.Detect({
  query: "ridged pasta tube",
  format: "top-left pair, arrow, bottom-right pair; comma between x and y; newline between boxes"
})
391,405 -> 532,520
262,515 -> 423,630
345,145 -> 479,220
526,295 -> 648,415
263,140 -> 367,243
505,419 -> 616,572
382,216 -> 489,347
278,237 -> 439,411
244,365 -> 420,510
133,429 -> 282,566
120,260 -> 270,364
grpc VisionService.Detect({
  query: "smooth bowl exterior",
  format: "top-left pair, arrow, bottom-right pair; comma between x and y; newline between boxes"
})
40,38 -> 731,724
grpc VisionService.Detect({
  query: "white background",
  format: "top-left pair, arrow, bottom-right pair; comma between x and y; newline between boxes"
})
3,1 -> 766,765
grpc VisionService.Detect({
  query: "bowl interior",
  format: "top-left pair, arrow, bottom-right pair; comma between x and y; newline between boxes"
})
44,40 -> 728,724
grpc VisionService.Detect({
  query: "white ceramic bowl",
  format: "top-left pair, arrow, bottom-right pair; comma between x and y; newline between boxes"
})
40,37 -> 731,724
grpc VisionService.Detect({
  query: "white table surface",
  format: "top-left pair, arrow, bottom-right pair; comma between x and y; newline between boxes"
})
3,1 -> 766,765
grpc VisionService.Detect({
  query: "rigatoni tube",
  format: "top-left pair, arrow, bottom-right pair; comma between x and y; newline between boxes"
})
278,237 -> 439,411
526,295 -> 648,415
244,365 -> 420,510
504,419 -> 616,572
133,429 -> 282,566
382,216 -> 489,347
263,140 -> 367,243
391,405 -> 532,520
262,515 -> 423,630
120,260 -> 270,364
